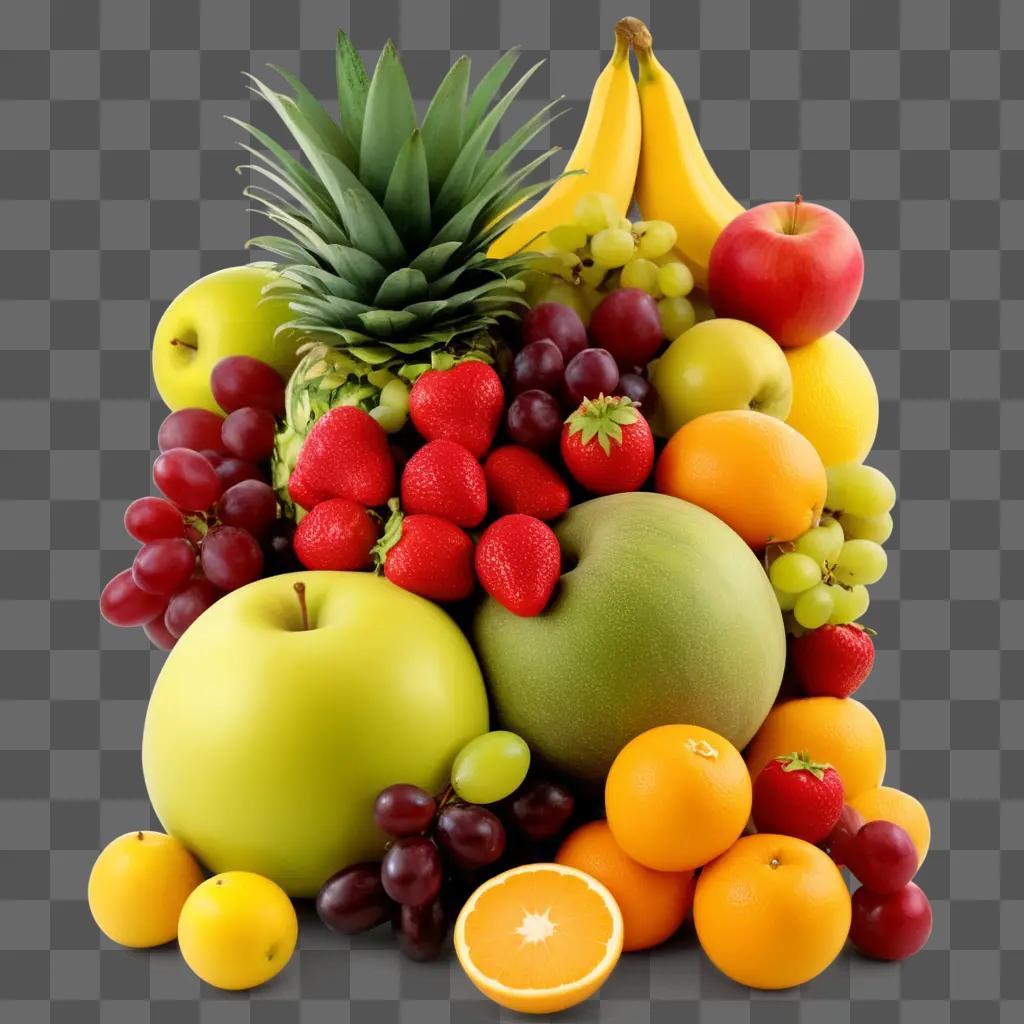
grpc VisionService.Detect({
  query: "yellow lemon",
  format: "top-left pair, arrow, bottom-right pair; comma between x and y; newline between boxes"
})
848,785 -> 931,867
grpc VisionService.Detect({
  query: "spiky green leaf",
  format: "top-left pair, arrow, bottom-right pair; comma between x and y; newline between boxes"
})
420,56 -> 470,198
374,268 -> 429,308
334,186 -> 406,266
464,47 -> 520,141
408,241 -> 462,278
360,41 -> 417,201
357,308 -> 419,336
383,130 -> 431,250
335,30 -> 370,150
321,244 -> 388,293
471,100 -> 566,194
269,63 -> 358,170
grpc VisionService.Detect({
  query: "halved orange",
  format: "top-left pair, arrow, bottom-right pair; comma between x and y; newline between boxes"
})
454,863 -> 624,1014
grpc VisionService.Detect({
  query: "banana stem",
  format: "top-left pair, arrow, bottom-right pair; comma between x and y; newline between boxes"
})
615,17 -> 653,55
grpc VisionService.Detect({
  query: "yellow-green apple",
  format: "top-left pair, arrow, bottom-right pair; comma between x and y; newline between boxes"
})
650,319 -> 793,437
708,197 -> 864,349
142,571 -> 489,896
152,265 -> 303,413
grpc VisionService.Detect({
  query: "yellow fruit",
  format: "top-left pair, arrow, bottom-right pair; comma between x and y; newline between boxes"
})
454,863 -> 623,1014
785,332 -> 879,466
88,831 -> 204,948
694,834 -> 851,989
177,872 -> 298,990
848,785 -> 931,866
746,697 -> 886,800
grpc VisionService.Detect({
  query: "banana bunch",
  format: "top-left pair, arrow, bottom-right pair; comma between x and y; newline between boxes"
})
490,17 -> 742,290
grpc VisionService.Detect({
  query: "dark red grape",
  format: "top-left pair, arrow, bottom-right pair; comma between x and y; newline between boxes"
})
850,882 -> 932,961
509,779 -> 575,840
507,390 -> 563,450
374,784 -> 437,838
317,863 -> 393,935
164,578 -> 221,638
435,804 -> 506,869
221,407 -> 276,462
380,837 -> 442,907
215,480 -> 278,540
132,538 -> 197,596
617,372 -> 657,412
522,303 -> 588,362
100,569 -> 169,627
214,458 -> 265,491
211,356 -> 286,416
588,288 -> 662,368
824,804 -> 865,866
143,613 -> 177,651
511,340 -> 564,395
124,496 -> 185,543
158,408 -> 226,454
563,348 -> 619,407
263,519 -> 301,576
397,899 -> 447,962
200,526 -> 263,592
846,820 -> 919,894
154,448 -> 222,512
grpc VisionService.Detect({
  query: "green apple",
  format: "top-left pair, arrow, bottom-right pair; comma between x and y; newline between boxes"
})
651,318 -> 793,437
152,265 -> 303,413
142,572 -> 489,897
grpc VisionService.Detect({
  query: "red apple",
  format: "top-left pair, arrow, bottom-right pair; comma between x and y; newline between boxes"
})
708,196 -> 864,349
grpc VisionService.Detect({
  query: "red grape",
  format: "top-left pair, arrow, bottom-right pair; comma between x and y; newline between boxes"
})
200,526 -> 263,592
154,448 -> 222,512
164,578 -> 220,638
211,356 -> 286,416
511,340 -> 564,395
100,569 -> 169,627
221,407 -> 276,462
435,804 -> 506,869
846,820 -> 919,894
374,785 -> 436,838
397,899 -> 447,962
214,458 -> 265,491
158,408 -> 226,454
263,519 -> 301,576
507,390 -> 563,450
522,303 -> 588,362
824,804 -> 865,866
563,348 -> 619,407
380,837 -> 442,907
317,863 -> 393,935
588,288 -> 663,368
850,882 -> 932,961
508,779 -> 575,840
215,480 -> 278,539
132,538 -> 197,596
123,496 -> 185,543
143,613 -> 177,651
618,372 -> 657,412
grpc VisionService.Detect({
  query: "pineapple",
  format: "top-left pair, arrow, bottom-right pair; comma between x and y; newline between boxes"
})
233,33 -> 563,508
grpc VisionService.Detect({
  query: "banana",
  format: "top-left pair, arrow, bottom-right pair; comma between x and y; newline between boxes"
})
488,19 -> 642,259
633,30 -> 744,289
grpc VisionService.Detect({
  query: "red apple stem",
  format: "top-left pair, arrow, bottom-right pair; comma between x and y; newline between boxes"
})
169,337 -> 197,350
293,582 -> 309,631
788,194 -> 804,235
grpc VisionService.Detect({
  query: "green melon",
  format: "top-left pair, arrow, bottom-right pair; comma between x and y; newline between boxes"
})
473,492 -> 786,783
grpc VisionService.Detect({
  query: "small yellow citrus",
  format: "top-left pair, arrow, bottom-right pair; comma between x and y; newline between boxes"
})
848,785 -> 931,866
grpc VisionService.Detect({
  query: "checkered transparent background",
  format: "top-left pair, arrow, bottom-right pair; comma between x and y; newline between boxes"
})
1,0 -> 1021,1020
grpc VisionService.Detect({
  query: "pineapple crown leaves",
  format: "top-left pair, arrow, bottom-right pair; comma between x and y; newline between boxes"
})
773,751 -> 833,782
371,497 -> 404,570
564,395 -> 641,456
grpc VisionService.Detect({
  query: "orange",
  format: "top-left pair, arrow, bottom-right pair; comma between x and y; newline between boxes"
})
556,821 -> 695,951
848,785 -> 931,867
655,409 -> 827,547
454,863 -> 623,1014
694,833 -> 851,989
746,696 -> 886,800
605,724 -> 752,871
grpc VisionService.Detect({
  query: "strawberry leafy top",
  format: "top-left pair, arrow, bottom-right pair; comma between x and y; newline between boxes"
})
774,751 -> 833,781
372,497 -> 404,570
564,395 -> 640,455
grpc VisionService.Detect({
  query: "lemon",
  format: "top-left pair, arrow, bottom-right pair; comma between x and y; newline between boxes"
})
785,332 -> 878,466
848,786 -> 932,867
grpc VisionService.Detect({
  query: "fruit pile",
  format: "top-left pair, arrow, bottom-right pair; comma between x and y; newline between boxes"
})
89,17 -> 931,1012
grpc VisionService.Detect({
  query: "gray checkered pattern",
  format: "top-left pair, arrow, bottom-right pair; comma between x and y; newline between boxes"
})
0,0 -> 1018,1020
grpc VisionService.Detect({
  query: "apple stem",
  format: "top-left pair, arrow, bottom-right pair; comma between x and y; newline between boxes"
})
293,582 -> 309,631
136,831 -> 144,841
169,337 -> 197,351
788,194 -> 803,235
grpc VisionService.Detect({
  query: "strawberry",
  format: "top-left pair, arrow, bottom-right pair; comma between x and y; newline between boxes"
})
288,406 -> 395,510
560,395 -> 654,495
409,362 -> 504,457
752,752 -> 845,845
789,624 -> 875,699
482,446 -> 570,522
400,440 -> 487,528
475,514 -> 561,617
293,498 -> 380,571
373,500 -> 475,602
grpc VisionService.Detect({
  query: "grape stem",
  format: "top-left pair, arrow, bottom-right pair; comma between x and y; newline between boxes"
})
293,581 -> 309,631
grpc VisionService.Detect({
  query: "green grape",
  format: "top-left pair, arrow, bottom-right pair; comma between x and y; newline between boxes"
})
826,463 -> 896,518
537,281 -> 591,324
839,510 -> 893,544
833,539 -> 887,586
547,223 -> 588,253
573,193 -> 617,234
793,584 -> 835,630
769,552 -> 822,594
827,583 -> 870,625
535,252 -> 581,282
590,228 -> 636,268
636,219 -> 678,259
657,296 -> 696,340
620,257 -> 661,293
379,379 -> 409,414
579,261 -> 608,289
451,730 -> 531,805
774,586 -> 797,611
369,404 -> 406,433
656,261 -> 694,298
616,216 -> 634,232
794,518 -> 844,568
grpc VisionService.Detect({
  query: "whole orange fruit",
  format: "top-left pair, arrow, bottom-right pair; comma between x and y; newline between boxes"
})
557,820 -> 695,951
694,833 -> 851,989
746,696 -> 886,800
605,724 -> 751,871
655,409 -> 827,547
